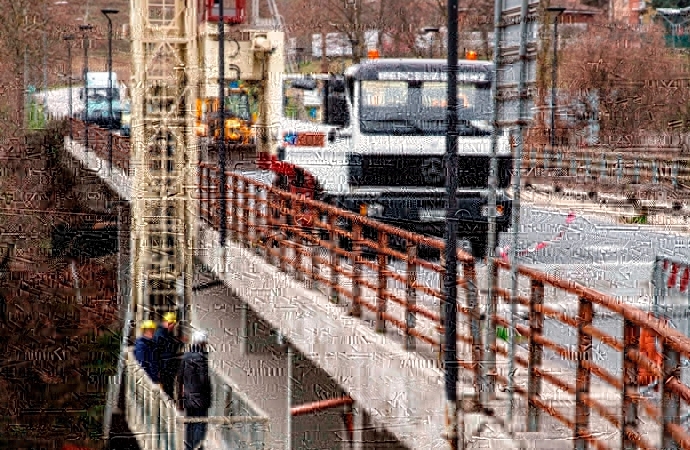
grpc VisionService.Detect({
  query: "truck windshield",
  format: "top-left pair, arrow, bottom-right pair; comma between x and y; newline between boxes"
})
282,79 -> 325,124
225,93 -> 250,121
359,80 -> 492,136
88,88 -> 120,101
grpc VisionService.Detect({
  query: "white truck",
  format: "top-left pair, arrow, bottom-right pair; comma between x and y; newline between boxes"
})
259,59 -> 514,258
80,71 -> 122,129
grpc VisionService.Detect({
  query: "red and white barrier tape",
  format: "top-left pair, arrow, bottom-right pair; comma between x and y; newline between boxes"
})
661,259 -> 690,293
499,211 -> 576,262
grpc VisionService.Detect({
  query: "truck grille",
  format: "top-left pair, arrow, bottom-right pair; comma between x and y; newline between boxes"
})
347,154 -> 512,189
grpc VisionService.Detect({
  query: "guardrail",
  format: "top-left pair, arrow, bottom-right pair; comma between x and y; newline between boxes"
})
199,162 -> 690,449
523,146 -> 690,200
124,348 -> 268,450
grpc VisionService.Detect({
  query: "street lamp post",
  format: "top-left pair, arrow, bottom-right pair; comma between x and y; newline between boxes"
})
547,7 -> 565,148
63,35 -> 75,140
443,0 -> 459,449
102,8 -> 119,173
423,27 -> 440,59
219,0 -> 228,251
79,24 -> 94,153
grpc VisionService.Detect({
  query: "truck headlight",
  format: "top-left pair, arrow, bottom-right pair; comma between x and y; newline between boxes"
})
481,205 -> 504,217
360,203 -> 384,217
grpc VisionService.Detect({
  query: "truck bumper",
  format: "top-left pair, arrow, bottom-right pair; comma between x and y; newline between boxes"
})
336,193 -> 513,236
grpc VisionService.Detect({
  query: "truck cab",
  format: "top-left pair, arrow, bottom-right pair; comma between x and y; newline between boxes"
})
268,59 -> 513,258
80,72 -> 122,129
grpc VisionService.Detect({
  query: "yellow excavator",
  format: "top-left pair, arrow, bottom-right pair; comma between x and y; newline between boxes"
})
195,81 -> 256,145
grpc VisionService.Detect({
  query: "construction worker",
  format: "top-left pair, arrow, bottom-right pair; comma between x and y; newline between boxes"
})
638,315 -> 667,390
154,311 -> 184,400
178,330 -> 212,450
135,320 -> 160,384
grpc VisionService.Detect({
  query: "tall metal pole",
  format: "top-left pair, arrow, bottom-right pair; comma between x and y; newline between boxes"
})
219,0 -> 228,250
485,0 -> 504,403
103,9 -> 119,172
80,24 -> 93,153
548,9 -> 564,147
443,0 -> 459,447
42,1 -> 48,124
64,35 -> 75,140
506,0 -> 531,423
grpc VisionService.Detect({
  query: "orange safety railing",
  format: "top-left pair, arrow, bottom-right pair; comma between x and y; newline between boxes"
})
197,162 -> 690,449
198,162 -> 484,398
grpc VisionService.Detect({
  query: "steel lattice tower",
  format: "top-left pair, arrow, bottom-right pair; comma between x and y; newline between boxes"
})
130,0 -> 199,334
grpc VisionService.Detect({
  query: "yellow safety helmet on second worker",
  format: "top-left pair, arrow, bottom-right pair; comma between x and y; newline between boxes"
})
163,312 -> 177,323
141,320 -> 157,330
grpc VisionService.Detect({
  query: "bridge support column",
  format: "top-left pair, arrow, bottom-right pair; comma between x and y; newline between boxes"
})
240,301 -> 248,355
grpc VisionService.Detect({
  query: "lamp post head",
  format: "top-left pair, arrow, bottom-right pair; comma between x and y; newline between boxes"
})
63,34 -> 75,41
79,24 -> 93,31
546,6 -> 566,17
423,27 -> 440,34
102,8 -> 120,16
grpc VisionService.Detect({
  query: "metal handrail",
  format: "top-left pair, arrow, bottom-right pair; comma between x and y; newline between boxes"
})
123,348 -> 268,450
198,163 -> 690,449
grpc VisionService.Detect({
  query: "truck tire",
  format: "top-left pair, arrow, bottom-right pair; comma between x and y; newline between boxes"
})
469,235 -> 488,259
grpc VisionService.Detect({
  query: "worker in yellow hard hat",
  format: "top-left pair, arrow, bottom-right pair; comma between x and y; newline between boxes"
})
154,311 -> 184,400
135,320 -> 160,384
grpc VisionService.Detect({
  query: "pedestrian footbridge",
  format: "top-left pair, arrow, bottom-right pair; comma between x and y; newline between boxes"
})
62,133 -> 690,450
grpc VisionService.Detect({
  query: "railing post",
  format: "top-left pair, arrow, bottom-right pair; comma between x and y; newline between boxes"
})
243,179 -> 250,246
231,176 -> 238,241
585,154 -> 592,181
617,154 -> 623,184
673,161 -> 679,188
349,221 -> 362,318
485,262 -> 499,398
279,192 -> 288,273
661,337 -> 681,450
405,243 -> 417,351
530,148 -> 536,172
376,230 -> 387,333
622,319 -> 640,450
438,253 -> 446,361
653,160 -> 659,185
309,206 -> 319,291
527,279 -> 544,432
600,153 -> 606,181
464,261 -> 482,408
574,296 -> 593,450
653,257 -> 664,318
329,214 -> 340,304
213,169 -> 221,230
634,160 -> 640,184
570,154 -> 576,177
294,196 -> 304,281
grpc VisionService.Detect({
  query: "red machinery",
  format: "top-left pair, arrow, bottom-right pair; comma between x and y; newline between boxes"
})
200,0 -> 247,24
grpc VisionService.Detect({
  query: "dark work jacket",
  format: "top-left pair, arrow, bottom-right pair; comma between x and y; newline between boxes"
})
153,325 -> 183,373
177,345 -> 212,411
134,336 -> 160,383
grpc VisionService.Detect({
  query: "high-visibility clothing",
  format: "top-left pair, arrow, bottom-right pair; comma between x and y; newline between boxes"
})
639,327 -> 663,388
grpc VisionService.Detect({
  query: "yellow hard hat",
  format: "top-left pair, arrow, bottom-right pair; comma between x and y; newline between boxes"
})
141,320 -> 157,330
163,312 -> 177,323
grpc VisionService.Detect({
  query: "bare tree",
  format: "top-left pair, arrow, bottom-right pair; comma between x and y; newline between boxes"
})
0,0 -> 51,136
531,17 -> 690,146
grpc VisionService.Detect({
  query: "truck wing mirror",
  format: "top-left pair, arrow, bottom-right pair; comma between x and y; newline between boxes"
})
328,129 -> 336,143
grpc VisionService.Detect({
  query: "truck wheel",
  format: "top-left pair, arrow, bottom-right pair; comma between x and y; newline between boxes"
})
469,235 -> 488,260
